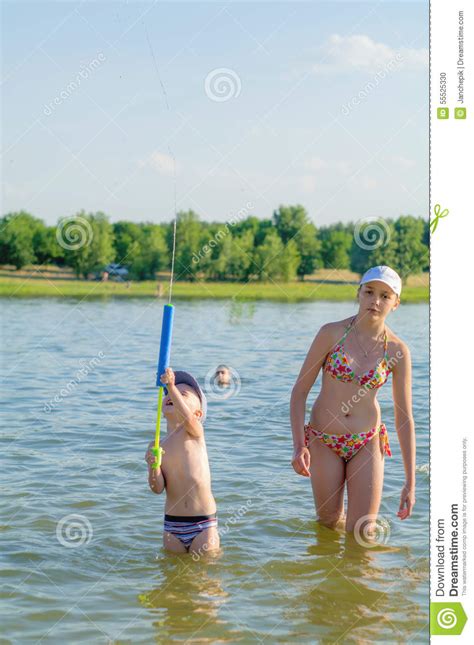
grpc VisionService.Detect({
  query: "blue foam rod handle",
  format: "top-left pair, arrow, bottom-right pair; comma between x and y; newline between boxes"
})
156,304 -> 174,386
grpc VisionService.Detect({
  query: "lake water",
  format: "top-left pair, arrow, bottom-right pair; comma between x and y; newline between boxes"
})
1,298 -> 429,643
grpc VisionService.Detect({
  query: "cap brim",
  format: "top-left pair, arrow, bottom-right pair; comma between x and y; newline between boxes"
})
360,278 -> 400,296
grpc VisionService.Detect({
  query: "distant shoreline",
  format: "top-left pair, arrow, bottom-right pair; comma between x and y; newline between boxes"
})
0,276 -> 429,303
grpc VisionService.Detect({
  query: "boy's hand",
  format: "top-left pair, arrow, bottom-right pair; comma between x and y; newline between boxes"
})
160,367 -> 175,388
145,441 -> 165,494
145,441 -> 161,472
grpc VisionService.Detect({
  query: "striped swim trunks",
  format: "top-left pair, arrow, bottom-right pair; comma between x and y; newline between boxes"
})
164,513 -> 218,549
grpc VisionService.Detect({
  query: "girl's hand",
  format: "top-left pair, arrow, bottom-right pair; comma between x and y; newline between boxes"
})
160,367 -> 175,387
292,446 -> 311,477
397,483 -> 415,520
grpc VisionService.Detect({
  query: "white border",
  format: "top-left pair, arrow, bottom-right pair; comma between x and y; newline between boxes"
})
431,0 -> 473,640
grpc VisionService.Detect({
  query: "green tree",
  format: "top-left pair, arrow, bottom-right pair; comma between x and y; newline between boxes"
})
196,223 -> 228,280
254,230 -> 300,281
113,221 -> 142,267
254,218 -> 274,246
350,218 -> 397,275
254,229 -> 281,280
133,224 -> 168,280
232,215 -> 261,238
349,215 -> 428,281
61,211 -> 114,278
113,221 -> 168,279
393,215 -> 429,280
172,210 -> 203,281
33,225 -> 65,265
320,225 -> 353,270
0,211 -> 42,268
199,227 -> 257,281
229,230 -> 255,280
273,204 -> 320,278
279,239 -> 301,281
422,219 -> 430,270
209,231 -> 233,280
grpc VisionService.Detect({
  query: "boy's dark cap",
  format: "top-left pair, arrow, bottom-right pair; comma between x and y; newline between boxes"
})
164,370 -> 207,422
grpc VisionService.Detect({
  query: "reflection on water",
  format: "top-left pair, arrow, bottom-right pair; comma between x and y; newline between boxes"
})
302,533 -> 424,643
227,300 -> 256,325
139,556 -> 229,642
1,300 -> 429,642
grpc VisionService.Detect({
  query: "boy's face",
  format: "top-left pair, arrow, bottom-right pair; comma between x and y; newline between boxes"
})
164,383 -> 202,419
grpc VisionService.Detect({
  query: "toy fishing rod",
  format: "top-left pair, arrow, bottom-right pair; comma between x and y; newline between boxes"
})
151,214 -> 177,470
151,302 -> 174,469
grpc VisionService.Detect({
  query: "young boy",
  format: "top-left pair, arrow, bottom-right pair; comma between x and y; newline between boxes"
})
145,368 -> 219,555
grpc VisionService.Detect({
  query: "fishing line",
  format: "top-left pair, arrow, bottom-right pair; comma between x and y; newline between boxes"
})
144,24 -> 178,467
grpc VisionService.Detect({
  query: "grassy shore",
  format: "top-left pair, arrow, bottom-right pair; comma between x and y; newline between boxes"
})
0,274 -> 429,302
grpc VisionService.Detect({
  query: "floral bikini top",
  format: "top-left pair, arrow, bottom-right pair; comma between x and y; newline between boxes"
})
324,317 -> 391,389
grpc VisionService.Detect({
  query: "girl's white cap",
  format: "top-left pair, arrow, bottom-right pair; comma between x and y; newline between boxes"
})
360,265 -> 402,296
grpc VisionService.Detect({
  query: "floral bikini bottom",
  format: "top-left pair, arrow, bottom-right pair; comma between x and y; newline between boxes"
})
304,422 -> 392,462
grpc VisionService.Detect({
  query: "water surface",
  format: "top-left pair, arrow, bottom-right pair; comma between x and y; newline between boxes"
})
1,299 -> 429,643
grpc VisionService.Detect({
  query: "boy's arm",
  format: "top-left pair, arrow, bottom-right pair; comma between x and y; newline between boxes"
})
145,441 -> 166,494
148,467 -> 165,494
166,384 -> 204,438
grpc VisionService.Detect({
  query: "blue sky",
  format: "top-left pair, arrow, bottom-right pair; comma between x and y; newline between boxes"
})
2,1 -> 429,226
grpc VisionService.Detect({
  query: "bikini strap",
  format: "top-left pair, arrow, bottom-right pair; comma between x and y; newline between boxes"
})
339,316 -> 356,344
342,317 -> 388,355
383,328 -> 389,357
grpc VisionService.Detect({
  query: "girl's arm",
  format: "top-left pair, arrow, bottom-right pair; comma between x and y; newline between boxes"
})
290,324 -> 334,476
391,341 -> 416,519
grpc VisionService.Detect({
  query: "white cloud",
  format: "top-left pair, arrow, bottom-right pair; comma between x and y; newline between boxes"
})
295,157 -> 353,193
387,155 -> 416,169
349,174 -> 377,191
296,158 -> 351,194
312,34 -> 428,74
305,156 -> 351,174
140,151 -> 178,176
299,175 -> 317,193
306,157 -> 326,171
360,175 -> 377,190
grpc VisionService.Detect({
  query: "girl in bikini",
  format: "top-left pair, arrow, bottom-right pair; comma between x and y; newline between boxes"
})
290,265 -> 416,532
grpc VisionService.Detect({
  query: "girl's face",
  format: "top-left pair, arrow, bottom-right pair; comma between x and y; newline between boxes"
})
358,281 -> 399,319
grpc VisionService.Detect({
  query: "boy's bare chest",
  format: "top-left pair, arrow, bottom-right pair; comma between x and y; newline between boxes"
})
161,430 -> 204,463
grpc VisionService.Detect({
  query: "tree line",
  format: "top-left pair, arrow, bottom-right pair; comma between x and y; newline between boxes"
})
0,206 -> 429,282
